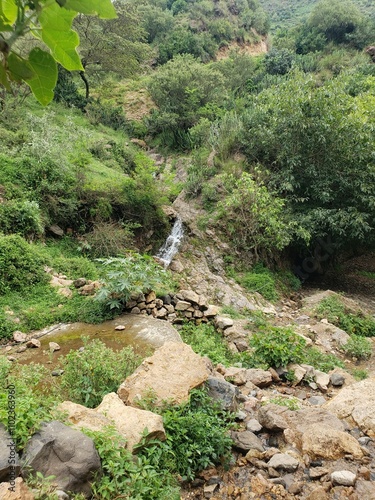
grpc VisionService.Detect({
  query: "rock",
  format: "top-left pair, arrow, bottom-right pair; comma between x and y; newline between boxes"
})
330,372 -> 345,386
308,396 -> 326,406
58,287 -> 73,298
231,431 -> 264,453
115,325 -> 126,331
179,289 -> 200,304
246,419 -> 262,433
169,259 -> 184,273
324,378 -> 375,436
331,470 -> 357,486
205,377 -> 238,412
203,305 -> 220,317
78,283 -> 98,296
306,486 -> 330,500
130,138 -> 147,148
16,346 -> 26,353
314,370 -> 330,392
57,401 -> 113,433
267,453 -> 299,472
175,300 -> 191,311
203,483 -> 219,498
51,370 -> 64,376
131,307 -> 141,314
214,316 -> 234,330
288,364 -> 307,385
245,369 -> 273,388
47,224 -> 64,237
0,477 -> 35,500
309,467 -> 330,479
222,367 -> 248,386
26,339 -> 41,348
118,342 -> 210,406
12,331 -> 27,343
22,421 -> 101,497
49,342 -> 60,352
258,405 -> 289,431
96,393 -> 165,451
73,278 -> 86,288
0,425 -> 20,482
145,291 -> 156,303
302,424 -> 363,460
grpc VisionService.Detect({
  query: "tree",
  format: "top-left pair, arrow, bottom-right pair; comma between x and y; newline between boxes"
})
0,0 -> 116,105
74,0 -> 150,99
240,71 -> 375,251
308,0 -> 364,44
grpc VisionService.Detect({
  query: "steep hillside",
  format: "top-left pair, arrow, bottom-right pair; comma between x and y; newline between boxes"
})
260,0 -> 374,30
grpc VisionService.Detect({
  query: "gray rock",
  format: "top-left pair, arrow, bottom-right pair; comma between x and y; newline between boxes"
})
246,419 -> 262,433
245,369 -> 273,388
0,424 -> 20,482
22,421 -> 101,497
331,470 -> 357,486
206,377 -> 238,412
231,431 -> 264,453
73,278 -> 86,288
258,405 -> 289,431
267,453 -> 299,472
214,316 -> 234,330
330,373 -> 345,386
308,396 -> 326,406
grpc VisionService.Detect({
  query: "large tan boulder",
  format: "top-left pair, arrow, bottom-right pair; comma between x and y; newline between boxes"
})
58,401 -> 112,433
0,478 -> 35,500
302,424 -> 363,460
96,393 -> 165,451
58,395 -> 165,452
324,378 -> 375,436
118,342 -> 211,406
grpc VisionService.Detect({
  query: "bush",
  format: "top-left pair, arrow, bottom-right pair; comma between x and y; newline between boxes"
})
0,363 -> 57,450
241,269 -> 278,302
61,338 -> 142,408
79,221 -> 137,258
95,254 -> 168,310
138,388 -> 234,481
0,235 -> 47,293
342,334 -> 372,360
48,256 -> 99,281
249,326 -> 306,368
0,200 -> 44,239
85,426 -> 180,500
303,346 -> 344,372
316,295 -> 375,337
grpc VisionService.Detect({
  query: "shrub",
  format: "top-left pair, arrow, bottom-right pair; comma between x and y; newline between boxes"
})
342,334 -> 372,360
241,269 -> 278,302
138,388 -> 235,481
249,326 -> 306,368
0,235 -> 47,293
85,426 -> 179,500
95,254 -> 168,310
0,363 -> 57,450
48,256 -> 99,281
267,396 -> 300,410
302,346 -> 344,372
0,200 -> 44,239
79,221 -> 137,258
316,295 -> 375,337
61,338 -> 142,408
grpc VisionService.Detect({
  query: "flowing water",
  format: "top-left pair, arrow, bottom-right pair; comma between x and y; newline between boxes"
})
156,217 -> 184,267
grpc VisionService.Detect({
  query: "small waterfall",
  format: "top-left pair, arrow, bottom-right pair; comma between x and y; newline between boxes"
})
156,217 -> 184,267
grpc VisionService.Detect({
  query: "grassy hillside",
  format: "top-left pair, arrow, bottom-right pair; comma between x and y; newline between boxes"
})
260,0 -> 374,30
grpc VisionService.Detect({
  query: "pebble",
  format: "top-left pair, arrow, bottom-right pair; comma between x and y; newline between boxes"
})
331,470 -> 357,486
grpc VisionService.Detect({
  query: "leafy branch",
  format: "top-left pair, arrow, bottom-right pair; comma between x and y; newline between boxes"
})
0,0 -> 116,104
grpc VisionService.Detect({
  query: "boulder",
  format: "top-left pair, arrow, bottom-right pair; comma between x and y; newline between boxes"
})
245,369 -> 272,388
205,377 -> 238,412
118,342 -> 211,406
231,431 -> 264,453
267,453 -> 299,472
331,470 -> 356,486
302,424 -> 363,460
57,401 -> 113,433
0,478 -> 35,500
324,378 -> 375,436
214,316 -> 234,330
22,421 -> 101,497
0,425 -> 20,482
96,393 -> 165,451
179,289 -> 200,304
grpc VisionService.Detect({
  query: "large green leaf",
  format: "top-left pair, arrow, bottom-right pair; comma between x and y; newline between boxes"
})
1,0 -> 17,24
7,53 -> 34,81
63,0 -> 117,19
39,2 -> 83,71
26,48 -> 57,105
